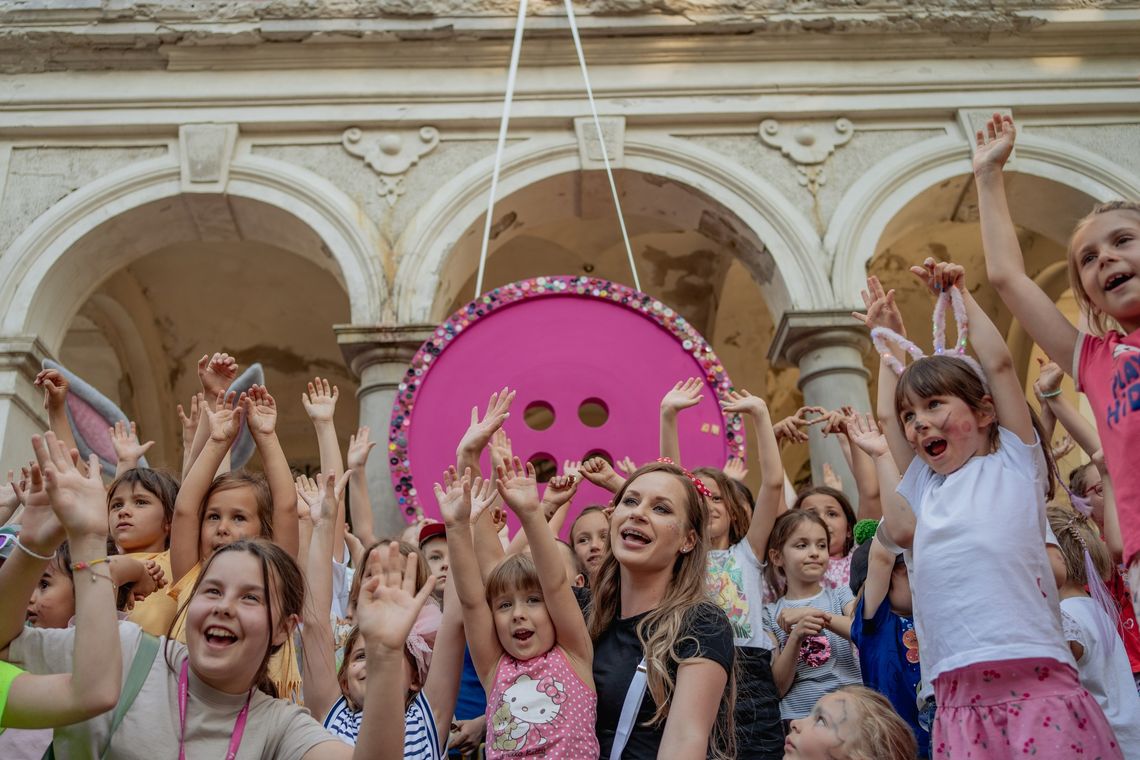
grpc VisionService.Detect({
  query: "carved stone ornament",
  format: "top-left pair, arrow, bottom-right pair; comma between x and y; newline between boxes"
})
758,118 -> 854,166
341,126 -> 441,206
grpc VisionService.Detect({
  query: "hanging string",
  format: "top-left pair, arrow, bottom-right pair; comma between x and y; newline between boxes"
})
474,0 -> 529,300
563,0 -> 641,292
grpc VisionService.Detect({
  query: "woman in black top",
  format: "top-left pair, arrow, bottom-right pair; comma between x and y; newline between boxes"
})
588,461 -> 735,759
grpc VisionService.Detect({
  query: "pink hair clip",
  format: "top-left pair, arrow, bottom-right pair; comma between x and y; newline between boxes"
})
871,284 -> 987,386
656,457 -> 714,499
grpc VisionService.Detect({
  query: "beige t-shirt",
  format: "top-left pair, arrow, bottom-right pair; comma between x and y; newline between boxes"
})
8,621 -> 336,760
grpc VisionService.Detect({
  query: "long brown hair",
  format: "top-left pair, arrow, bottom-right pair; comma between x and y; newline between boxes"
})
166,539 -> 303,697
792,486 -> 855,555
201,471 -> 273,540
894,355 -> 999,451
347,539 -> 429,617
586,462 -> 736,759
1067,201 -> 1140,336
692,467 -> 751,546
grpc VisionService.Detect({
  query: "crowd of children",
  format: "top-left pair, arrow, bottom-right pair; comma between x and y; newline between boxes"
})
0,113 -> 1138,759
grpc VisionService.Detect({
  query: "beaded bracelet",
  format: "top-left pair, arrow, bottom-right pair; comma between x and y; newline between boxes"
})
71,557 -> 111,582
13,536 -> 56,561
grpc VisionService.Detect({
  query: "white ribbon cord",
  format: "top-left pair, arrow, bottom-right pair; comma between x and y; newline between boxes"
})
563,0 -> 641,292
474,0 -> 529,300
474,0 -> 642,298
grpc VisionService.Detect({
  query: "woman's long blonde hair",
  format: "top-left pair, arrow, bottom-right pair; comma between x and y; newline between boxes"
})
586,462 -> 736,759
1067,201 -> 1140,336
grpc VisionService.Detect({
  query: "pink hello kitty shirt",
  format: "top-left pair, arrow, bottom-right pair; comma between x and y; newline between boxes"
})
484,646 -> 600,759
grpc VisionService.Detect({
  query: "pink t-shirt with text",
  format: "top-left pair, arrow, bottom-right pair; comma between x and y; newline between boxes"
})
1076,328 -> 1140,564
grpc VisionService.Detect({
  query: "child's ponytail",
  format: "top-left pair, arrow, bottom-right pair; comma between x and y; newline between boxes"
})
1046,506 -> 1117,646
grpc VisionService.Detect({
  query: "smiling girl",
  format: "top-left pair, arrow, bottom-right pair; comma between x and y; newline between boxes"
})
568,506 -> 609,583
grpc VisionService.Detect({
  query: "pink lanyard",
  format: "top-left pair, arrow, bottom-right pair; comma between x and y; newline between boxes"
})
178,660 -> 252,760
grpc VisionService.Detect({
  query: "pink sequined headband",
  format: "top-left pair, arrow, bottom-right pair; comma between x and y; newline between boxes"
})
656,457 -> 713,498
870,284 -> 986,386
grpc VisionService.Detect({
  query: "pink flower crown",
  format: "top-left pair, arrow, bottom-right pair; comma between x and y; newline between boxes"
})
870,284 -> 987,390
656,457 -> 713,499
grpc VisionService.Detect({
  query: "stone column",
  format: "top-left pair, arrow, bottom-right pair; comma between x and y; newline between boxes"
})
769,312 -> 872,512
336,324 -> 435,539
0,337 -> 51,474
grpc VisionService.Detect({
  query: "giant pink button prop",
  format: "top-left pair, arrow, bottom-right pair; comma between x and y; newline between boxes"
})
389,276 -> 744,537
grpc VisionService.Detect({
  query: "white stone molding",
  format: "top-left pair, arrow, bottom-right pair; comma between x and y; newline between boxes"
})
392,131 -> 827,324
0,153 -> 386,353
759,117 -> 854,194
574,116 -> 625,170
179,123 -> 238,192
341,126 -> 440,206
826,131 -> 1140,309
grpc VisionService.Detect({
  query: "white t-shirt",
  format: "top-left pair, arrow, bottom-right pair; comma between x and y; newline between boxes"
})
8,621 -> 337,760
898,426 -> 1073,681
1061,596 -> 1140,758
706,539 -> 774,651
331,541 -> 355,620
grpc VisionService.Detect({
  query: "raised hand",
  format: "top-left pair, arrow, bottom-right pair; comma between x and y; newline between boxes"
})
197,352 -> 239,400
242,385 -> 278,438
109,420 -> 154,465
34,369 -> 69,413
496,457 -> 540,518
540,474 -> 579,519
852,275 -> 906,336
457,388 -> 515,457
469,475 -> 500,524
580,456 -> 624,493
1051,435 -> 1075,461
311,470 -> 351,526
1034,356 -> 1064,399
661,378 -> 703,415
846,413 -> 890,458
33,432 -> 105,539
490,429 -> 514,474
204,391 -> 242,443
909,256 -> 966,296
773,406 -> 826,445
301,377 -> 339,424
561,460 -> 583,480
435,466 -> 472,526
177,393 -> 203,450
722,388 -> 767,418
13,460 -> 62,554
615,456 -> 638,477
355,542 -> 437,654
822,462 -> 843,491
295,474 -> 320,522
344,529 -> 366,570
820,407 -> 855,438
1,469 -> 23,518
723,457 -> 748,482
347,426 -> 377,470
972,112 -> 1016,176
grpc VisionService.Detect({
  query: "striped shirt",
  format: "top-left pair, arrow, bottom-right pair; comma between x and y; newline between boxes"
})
763,586 -> 861,719
323,691 -> 444,759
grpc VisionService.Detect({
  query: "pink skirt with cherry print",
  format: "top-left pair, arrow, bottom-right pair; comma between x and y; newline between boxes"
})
932,658 -> 1122,759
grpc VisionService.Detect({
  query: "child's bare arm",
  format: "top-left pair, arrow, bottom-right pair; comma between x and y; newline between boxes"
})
33,370 -> 85,476
498,459 -> 592,672
302,378 -> 347,561
974,114 -> 1078,367
659,379 -> 703,465
244,386 -> 299,559
171,393 -> 240,581
853,276 -> 913,472
345,427 -> 378,547
438,469 -> 504,686
723,390 -> 786,560
1036,360 -> 1102,456
848,414 -> 915,548
423,575 -> 464,742
861,537 -> 895,621
456,388 -> 515,477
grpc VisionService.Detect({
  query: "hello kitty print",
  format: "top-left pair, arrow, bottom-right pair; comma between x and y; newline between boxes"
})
485,647 -> 600,758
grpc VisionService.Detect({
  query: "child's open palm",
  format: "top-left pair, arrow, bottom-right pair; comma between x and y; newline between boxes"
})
243,385 -> 278,437
356,542 -> 437,654
205,392 -> 241,443
458,388 -> 515,456
852,275 -> 905,335
109,420 -> 154,463
496,457 -> 540,518
722,388 -> 767,418
33,432 -> 105,538
435,466 -> 472,525
347,427 -> 376,470
847,413 -> 890,458
661,378 -> 703,414
541,474 -> 579,519
469,475 -> 499,524
301,377 -> 339,423
972,112 -> 1016,175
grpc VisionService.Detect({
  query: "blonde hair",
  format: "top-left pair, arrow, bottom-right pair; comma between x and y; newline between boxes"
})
1046,505 -> 1112,586
1067,201 -> 1140,336
834,685 -> 918,760
586,462 -> 736,759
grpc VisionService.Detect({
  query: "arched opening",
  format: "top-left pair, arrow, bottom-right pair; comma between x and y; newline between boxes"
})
865,170 -> 1100,476
44,194 -> 358,472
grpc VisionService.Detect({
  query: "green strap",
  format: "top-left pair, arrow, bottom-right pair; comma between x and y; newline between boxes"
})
41,632 -> 160,760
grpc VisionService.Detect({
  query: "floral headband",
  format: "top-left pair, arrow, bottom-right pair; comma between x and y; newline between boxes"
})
870,284 -> 986,387
656,457 -> 713,499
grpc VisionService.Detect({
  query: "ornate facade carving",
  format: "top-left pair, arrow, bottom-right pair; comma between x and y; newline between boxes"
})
341,127 -> 441,206
758,118 -> 854,195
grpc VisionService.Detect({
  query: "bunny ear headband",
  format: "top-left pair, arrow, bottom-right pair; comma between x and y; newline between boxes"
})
870,284 -> 987,389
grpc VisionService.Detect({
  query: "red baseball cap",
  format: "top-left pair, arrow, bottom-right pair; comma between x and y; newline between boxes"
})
418,522 -> 446,547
